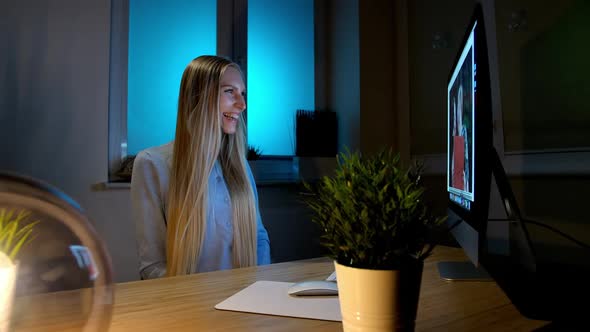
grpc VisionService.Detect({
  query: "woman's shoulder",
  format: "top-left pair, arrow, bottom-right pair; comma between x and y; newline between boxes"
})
132,142 -> 174,189
136,142 -> 173,164
133,142 -> 174,176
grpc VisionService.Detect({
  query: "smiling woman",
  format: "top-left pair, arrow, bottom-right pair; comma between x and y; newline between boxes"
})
130,55 -> 271,279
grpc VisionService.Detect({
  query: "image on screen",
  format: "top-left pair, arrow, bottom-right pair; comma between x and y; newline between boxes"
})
447,25 -> 476,210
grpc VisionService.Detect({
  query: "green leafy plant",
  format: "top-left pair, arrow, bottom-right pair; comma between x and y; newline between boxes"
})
115,154 -> 136,181
247,145 -> 263,161
304,149 -> 446,270
0,208 -> 39,261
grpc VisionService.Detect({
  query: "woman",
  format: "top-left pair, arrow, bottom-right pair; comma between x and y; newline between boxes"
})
131,55 -> 271,279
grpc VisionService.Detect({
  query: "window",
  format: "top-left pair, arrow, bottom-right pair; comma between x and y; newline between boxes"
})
108,0 -> 315,181
247,0 -> 314,156
127,0 -> 216,156
408,0 -> 590,175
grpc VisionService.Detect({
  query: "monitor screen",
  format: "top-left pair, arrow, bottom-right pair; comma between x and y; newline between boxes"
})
447,24 -> 475,211
446,3 -> 492,237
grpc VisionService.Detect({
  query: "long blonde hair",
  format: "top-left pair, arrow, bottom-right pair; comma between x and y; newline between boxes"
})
166,55 -> 257,276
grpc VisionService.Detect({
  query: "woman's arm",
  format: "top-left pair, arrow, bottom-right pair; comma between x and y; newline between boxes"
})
256,207 -> 271,265
245,162 -> 271,265
131,151 -> 168,279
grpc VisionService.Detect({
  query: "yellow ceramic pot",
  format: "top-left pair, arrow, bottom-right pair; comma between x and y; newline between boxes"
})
334,260 -> 423,332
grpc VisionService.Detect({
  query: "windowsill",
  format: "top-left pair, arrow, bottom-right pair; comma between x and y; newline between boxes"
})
91,181 -> 131,191
249,158 -> 299,185
96,157 -> 337,191
93,179 -> 302,191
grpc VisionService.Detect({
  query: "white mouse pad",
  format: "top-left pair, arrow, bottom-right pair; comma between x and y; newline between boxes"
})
214,280 -> 342,321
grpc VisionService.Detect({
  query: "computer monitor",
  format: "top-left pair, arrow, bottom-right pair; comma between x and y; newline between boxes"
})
441,3 -> 493,279
441,3 -> 590,324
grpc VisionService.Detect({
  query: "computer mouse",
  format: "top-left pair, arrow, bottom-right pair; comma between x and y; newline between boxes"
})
287,280 -> 338,296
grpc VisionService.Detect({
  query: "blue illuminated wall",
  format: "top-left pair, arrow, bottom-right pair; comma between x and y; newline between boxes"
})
248,0 -> 315,156
127,0 -> 216,155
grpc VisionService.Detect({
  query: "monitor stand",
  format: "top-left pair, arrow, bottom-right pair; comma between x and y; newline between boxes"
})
437,261 -> 492,281
437,208 -> 493,281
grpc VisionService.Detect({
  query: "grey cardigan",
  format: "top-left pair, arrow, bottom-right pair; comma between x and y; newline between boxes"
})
130,142 -> 271,279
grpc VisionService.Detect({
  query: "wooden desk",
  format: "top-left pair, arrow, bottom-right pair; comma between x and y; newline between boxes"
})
13,246 -> 547,331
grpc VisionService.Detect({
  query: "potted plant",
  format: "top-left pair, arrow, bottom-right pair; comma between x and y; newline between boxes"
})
247,145 -> 263,161
0,208 -> 38,331
304,149 -> 445,332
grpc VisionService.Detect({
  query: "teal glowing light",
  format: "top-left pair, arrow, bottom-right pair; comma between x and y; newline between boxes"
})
248,0 -> 315,156
127,0 -> 216,155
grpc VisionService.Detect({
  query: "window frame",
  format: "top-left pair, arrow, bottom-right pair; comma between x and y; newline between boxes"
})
413,1 -> 590,176
108,0 -> 129,182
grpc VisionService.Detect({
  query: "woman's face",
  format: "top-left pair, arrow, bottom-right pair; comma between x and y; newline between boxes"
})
219,66 -> 246,134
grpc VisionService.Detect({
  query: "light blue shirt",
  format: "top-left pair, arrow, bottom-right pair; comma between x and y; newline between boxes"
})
131,142 -> 271,279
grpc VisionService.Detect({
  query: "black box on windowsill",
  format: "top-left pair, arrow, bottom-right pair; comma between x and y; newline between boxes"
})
295,110 -> 337,158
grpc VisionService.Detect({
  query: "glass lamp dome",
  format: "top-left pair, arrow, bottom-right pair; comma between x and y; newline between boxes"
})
0,173 -> 114,332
